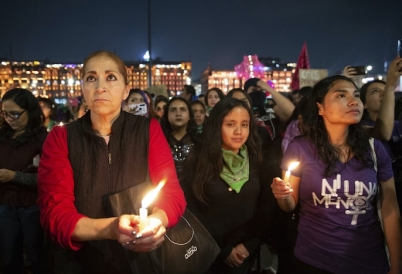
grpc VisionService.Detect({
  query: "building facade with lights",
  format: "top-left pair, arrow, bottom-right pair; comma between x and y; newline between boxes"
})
0,59 -> 191,100
201,57 -> 296,94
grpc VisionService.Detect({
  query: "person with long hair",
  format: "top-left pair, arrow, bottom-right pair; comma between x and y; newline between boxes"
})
359,57 -> 402,215
154,95 -> 169,120
0,88 -> 48,274
205,87 -> 225,115
37,51 -> 186,273
181,98 -> 268,273
37,96 -> 58,131
161,97 -> 198,176
271,75 -> 401,273
122,88 -> 150,117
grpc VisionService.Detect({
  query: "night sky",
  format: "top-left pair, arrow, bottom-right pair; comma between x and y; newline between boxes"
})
1,0 -> 401,79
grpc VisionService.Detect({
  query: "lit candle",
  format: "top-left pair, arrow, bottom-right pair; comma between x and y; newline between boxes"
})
139,181 -> 165,231
283,162 -> 300,183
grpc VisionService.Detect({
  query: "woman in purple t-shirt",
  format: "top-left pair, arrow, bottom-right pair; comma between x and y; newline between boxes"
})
271,75 -> 401,274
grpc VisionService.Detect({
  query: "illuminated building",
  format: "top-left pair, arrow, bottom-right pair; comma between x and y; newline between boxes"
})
201,57 -> 296,94
0,59 -> 191,99
126,59 -> 192,96
0,61 -> 84,100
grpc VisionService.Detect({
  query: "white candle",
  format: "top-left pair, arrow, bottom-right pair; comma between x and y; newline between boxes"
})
138,181 -> 166,231
283,162 -> 300,183
139,207 -> 148,231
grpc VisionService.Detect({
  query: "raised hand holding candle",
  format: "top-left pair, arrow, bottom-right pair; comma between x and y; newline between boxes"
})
283,162 -> 300,183
139,181 -> 165,231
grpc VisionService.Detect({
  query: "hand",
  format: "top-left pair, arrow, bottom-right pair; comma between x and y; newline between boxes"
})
118,215 -> 165,253
257,80 -> 275,93
122,104 -> 138,115
234,243 -> 249,259
342,66 -> 357,78
385,57 -> 402,90
224,247 -> 246,268
0,169 -> 16,183
271,177 -> 293,200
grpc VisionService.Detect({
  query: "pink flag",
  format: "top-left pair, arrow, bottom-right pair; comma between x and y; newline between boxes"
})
290,43 -> 310,91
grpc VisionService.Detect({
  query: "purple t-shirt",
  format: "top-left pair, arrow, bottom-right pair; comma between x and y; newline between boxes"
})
282,137 -> 393,274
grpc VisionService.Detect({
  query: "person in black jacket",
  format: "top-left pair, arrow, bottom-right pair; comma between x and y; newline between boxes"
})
0,88 -> 48,274
181,98 -> 271,274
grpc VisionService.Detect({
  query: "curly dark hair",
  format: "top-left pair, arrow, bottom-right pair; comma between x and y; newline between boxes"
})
0,88 -> 45,147
301,75 -> 370,177
184,97 -> 262,203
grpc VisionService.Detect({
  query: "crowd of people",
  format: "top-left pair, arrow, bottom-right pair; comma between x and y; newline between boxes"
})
0,50 -> 401,274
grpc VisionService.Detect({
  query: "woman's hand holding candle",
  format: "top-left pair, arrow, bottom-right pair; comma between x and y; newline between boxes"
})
139,181 -> 165,231
283,162 -> 299,183
118,214 -> 166,252
271,162 -> 299,200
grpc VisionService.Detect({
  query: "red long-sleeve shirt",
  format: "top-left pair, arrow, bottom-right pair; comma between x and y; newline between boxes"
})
38,119 -> 186,250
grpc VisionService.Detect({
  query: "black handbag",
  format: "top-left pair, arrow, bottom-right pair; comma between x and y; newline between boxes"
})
107,180 -> 221,274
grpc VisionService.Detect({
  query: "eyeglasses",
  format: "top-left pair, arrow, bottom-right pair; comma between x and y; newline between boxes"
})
0,110 -> 27,120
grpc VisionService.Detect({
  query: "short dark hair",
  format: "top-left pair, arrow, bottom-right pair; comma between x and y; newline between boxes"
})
184,85 -> 196,97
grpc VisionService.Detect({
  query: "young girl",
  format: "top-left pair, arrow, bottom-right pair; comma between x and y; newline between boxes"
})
182,98 -> 268,274
271,75 -> 401,273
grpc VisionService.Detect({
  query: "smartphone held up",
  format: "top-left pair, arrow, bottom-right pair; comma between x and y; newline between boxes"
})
349,65 -> 367,76
129,103 -> 148,116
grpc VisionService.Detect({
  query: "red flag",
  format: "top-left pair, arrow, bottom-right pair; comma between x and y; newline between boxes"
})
290,43 -> 310,91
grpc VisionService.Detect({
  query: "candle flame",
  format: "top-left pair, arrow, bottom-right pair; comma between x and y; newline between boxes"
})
141,180 -> 166,208
288,162 -> 300,172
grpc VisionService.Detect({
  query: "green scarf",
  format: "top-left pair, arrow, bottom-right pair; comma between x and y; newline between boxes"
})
220,145 -> 249,193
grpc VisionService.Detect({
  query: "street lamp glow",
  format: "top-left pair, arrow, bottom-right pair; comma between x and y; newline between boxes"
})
143,51 -> 150,61
366,65 -> 373,71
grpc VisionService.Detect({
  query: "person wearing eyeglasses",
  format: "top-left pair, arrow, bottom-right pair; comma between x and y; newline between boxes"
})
0,88 -> 48,274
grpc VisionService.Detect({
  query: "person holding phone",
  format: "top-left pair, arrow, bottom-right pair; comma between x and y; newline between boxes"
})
359,57 -> 402,214
123,88 -> 149,117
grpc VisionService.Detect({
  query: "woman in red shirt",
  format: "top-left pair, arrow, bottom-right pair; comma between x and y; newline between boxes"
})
38,51 -> 186,273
